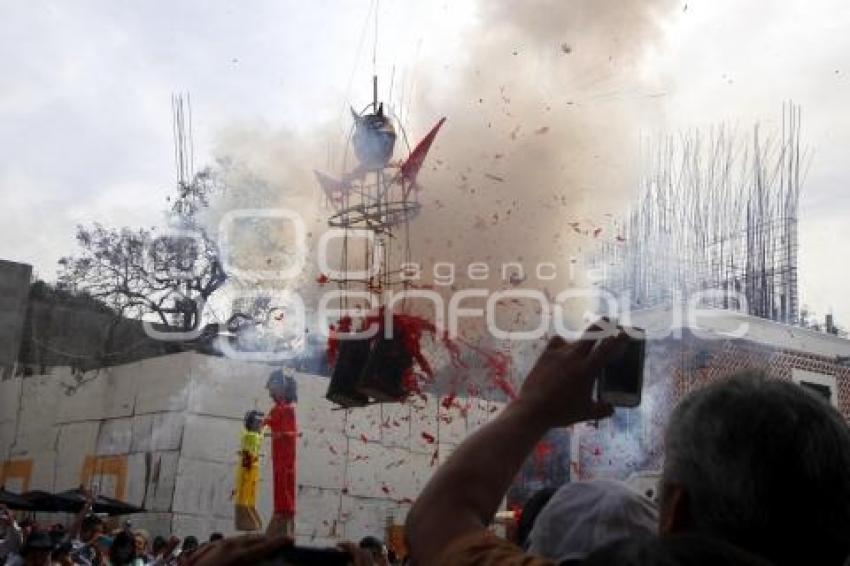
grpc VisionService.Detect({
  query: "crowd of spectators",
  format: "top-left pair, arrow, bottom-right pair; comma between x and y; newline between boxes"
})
1,508 -> 394,566
0,509 -> 235,566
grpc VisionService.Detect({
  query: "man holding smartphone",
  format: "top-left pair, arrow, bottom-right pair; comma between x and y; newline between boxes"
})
406,319 -> 850,566
406,322 -> 629,565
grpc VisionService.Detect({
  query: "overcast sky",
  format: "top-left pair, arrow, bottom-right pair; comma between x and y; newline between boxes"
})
1,0 -> 848,325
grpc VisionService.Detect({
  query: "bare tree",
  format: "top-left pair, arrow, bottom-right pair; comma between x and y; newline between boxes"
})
58,168 -> 226,332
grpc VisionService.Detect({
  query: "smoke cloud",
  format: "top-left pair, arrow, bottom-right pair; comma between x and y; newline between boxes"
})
393,0 -> 674,356
407,0 -> 673,288
202,0 -> 676,375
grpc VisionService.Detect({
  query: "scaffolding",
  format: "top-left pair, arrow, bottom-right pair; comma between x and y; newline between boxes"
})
597,103 -> 804,324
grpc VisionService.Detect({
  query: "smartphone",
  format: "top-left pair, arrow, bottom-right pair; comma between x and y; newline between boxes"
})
598,327 -> 646,408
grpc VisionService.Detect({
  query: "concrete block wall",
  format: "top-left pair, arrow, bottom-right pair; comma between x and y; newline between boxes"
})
1,351 -> 504,545
1,354 -> 197,506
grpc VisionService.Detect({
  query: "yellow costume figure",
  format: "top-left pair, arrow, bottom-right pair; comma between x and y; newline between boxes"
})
234,410 -> 264,531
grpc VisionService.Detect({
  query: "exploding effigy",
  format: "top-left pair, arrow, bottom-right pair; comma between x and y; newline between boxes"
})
316,75 -> 447,408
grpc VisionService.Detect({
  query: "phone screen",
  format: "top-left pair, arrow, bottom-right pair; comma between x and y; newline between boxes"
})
600,329 -> 645,406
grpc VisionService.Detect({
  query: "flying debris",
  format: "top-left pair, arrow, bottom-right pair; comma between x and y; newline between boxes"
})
508,271 -> 526,286
319,75 -> 447,408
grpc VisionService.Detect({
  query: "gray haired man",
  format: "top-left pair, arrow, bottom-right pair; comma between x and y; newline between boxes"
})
659,371 -> 850,565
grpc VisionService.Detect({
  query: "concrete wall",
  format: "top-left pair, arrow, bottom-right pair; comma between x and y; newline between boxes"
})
0,351 -> 503,545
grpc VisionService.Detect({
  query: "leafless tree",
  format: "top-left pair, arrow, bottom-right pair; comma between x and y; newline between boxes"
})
58,168 -> 226,332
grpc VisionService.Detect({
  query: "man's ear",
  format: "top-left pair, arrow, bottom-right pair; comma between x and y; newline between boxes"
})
659,483 -> 690,534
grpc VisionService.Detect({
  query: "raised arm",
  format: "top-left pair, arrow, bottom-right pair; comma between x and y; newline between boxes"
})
66,488 -> 94,540
405,325 -> 627,564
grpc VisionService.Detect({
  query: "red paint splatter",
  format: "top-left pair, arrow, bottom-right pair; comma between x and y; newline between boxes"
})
441,392 -> 457,410
326,309 -> 438,400
326,316 -> 352,366
421,432 -> 436,444
316,273 -> 329,285
325,307 -> 527,405
492,376 -> 516,400
391,312 -> 437,379
533,441 -> 554,478
456,339 -> 517,400
534,441 -> 553,460
360,434 -> 369,444
442,331 -> 466,369
402,368 -> 422,397
381,484 -> 391,495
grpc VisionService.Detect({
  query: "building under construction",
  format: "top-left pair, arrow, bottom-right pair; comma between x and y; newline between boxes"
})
597,103 -> 804,325
572,103 -> 850,485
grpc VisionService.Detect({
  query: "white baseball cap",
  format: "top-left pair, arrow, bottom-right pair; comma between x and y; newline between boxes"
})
527,479 -> 659,562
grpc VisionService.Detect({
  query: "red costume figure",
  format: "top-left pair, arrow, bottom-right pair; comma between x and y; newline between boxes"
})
264,369 -> 298,537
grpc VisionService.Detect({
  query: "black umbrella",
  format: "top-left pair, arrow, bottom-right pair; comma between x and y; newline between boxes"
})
20,490 -> 74,513
0,486 -> 33,510
91,493 -> 145,516
53,487 -> 145,516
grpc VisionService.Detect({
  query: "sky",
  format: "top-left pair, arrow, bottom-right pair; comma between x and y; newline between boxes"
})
1,0 -> 848,326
